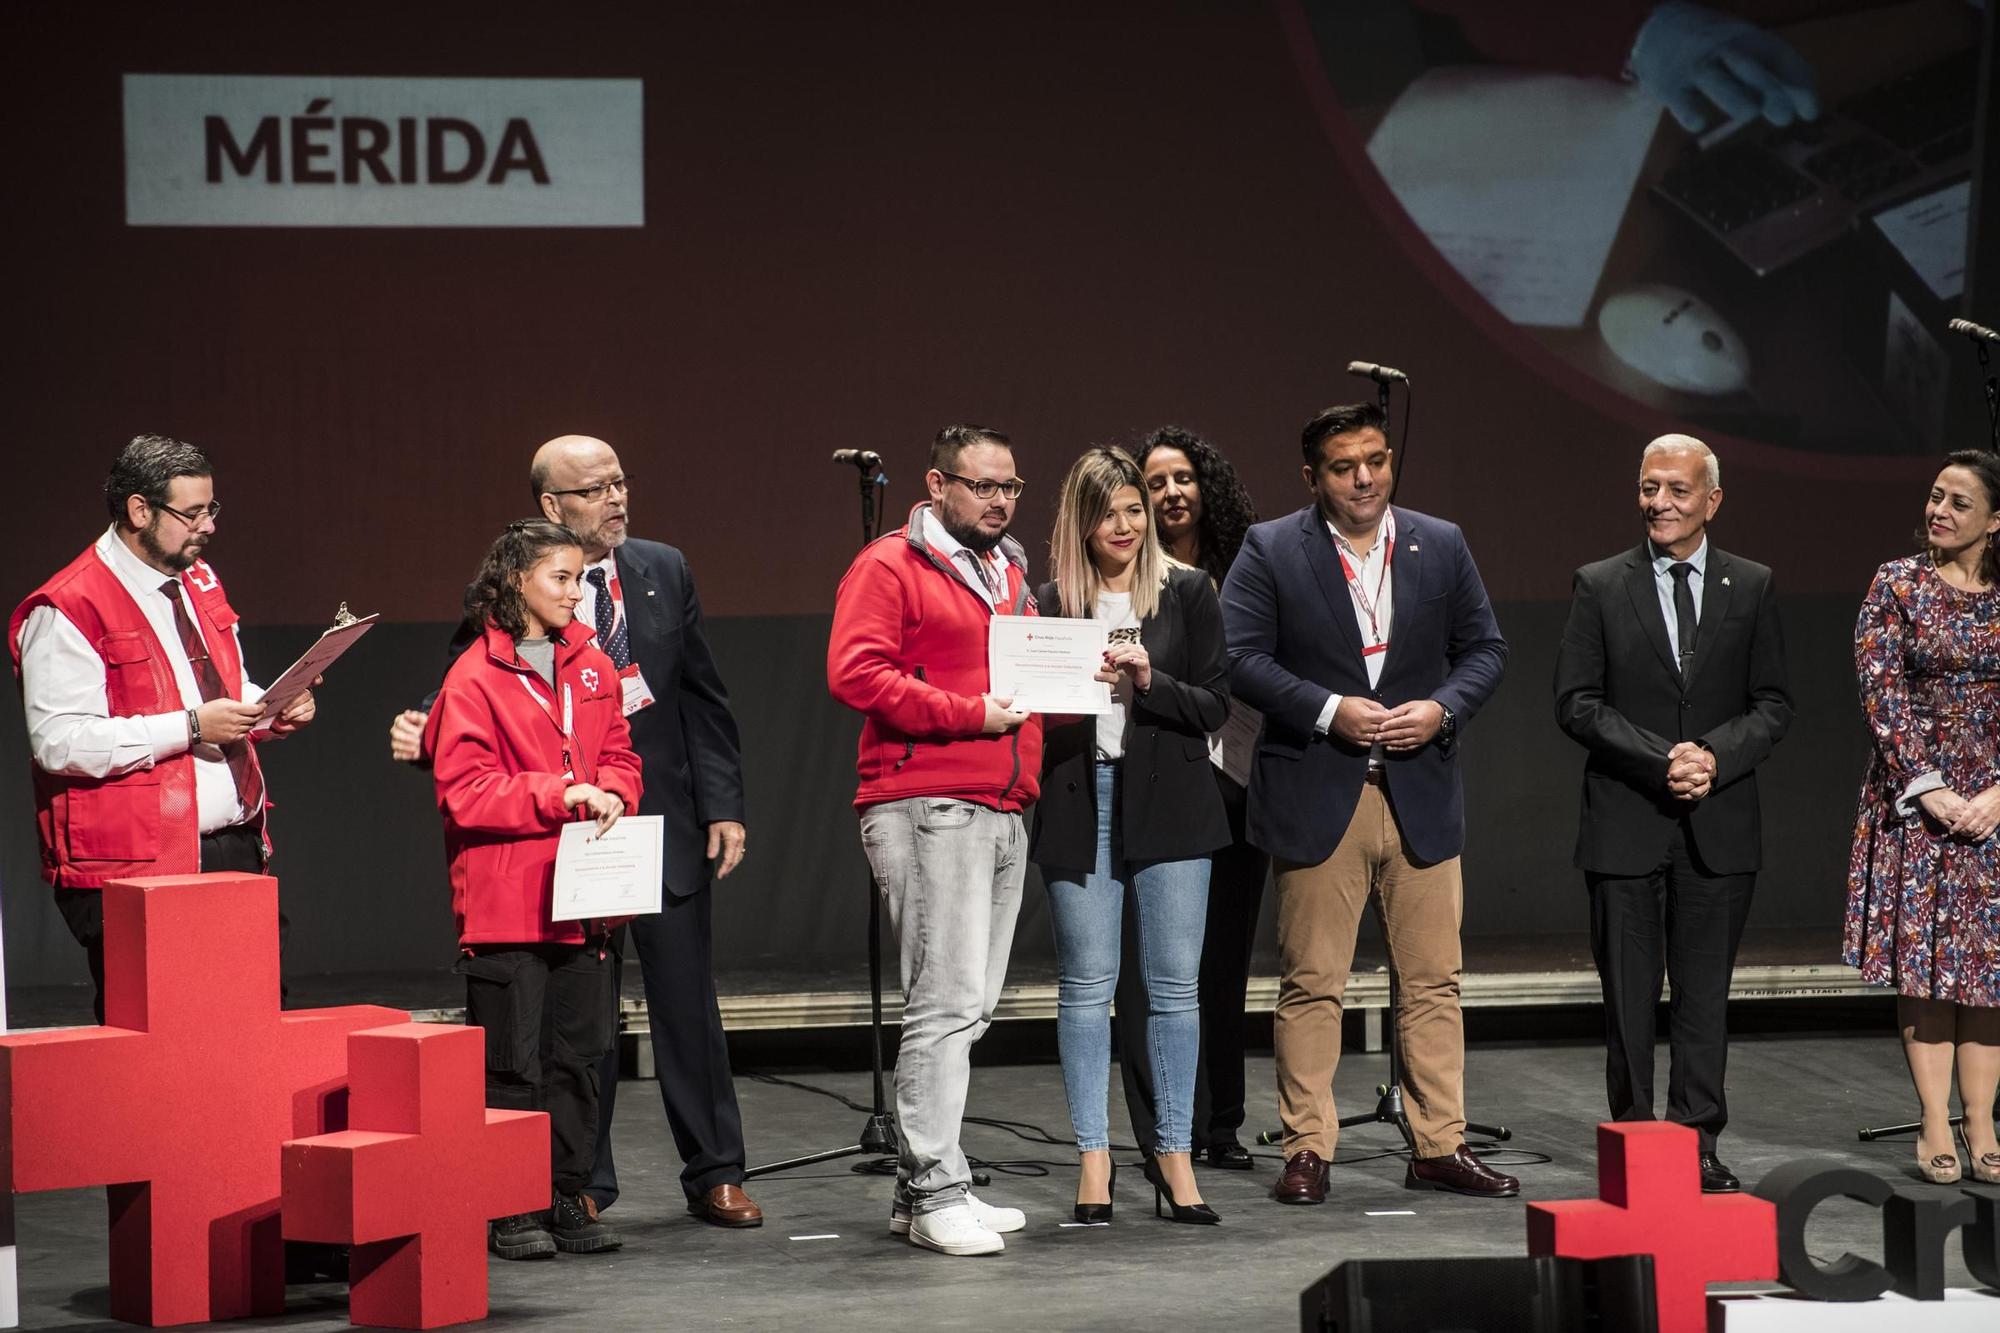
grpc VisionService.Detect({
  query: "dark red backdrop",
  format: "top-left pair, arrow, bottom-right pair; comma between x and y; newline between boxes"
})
0,1 -> 1942,629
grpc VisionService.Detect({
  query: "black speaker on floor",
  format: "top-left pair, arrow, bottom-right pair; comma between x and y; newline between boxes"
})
1300,1254 -> 1658,1332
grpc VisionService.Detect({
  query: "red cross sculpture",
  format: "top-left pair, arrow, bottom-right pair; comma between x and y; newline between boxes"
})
1527,1122 -> 1777,1333
0,873 -> 406,1326
283,1022 -> 548,1329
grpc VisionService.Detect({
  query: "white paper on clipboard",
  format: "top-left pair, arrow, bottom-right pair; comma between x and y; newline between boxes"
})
252,612 -> 378,727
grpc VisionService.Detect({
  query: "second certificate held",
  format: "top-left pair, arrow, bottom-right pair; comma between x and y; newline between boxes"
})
989,614 -> 1113,714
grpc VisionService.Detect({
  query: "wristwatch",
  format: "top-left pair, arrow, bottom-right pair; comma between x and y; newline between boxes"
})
1436,703 -> 1457,747
187,707 -> 202,745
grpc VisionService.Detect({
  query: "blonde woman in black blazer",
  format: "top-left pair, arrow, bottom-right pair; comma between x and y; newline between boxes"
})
1031,446 -> 1231,1225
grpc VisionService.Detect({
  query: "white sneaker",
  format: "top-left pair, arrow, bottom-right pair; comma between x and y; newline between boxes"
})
907,1202 -> 1004,1256
890,1192 -> 1026,1236
964,1192 -> 1025,1234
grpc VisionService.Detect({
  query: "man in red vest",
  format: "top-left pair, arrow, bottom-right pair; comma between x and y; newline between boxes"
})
10,434 -> 319,1022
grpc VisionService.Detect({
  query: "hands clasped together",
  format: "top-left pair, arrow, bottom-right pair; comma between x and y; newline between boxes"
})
1666,741 -> 1715,802
1917,785 -> 2000,843
1329,695 -> 1444,752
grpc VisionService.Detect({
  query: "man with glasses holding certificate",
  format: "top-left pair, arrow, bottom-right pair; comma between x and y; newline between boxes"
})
11,434 -> 319,1023
827,423 -> 1042,1256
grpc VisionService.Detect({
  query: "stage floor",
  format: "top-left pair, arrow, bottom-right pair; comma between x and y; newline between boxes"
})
13,1030 -> 1994,1330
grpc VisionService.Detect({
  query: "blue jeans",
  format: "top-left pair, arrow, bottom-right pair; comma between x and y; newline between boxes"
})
1045,764 -> 1209,1153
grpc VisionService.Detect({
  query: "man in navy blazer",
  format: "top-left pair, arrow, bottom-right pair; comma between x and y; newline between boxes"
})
391,435 -> 760,1237
1222,402 -> 1515,1203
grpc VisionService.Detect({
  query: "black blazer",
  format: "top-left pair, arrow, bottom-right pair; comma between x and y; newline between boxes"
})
1029,565 -> 1232,874
1221,504 -> 1506,867
424,537 -> 746,899
1553,542 -> 1792,876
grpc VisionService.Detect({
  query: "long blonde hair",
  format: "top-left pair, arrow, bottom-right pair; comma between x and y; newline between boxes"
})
1050,446 -> 1168,622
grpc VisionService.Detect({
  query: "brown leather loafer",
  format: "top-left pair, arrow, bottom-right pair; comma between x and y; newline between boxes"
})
687,1183 -> 764,1227
1273,1150 -> 1331,1205
1405,1145 -> 1519,1198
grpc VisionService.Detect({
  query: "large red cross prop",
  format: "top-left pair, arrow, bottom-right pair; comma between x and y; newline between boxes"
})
1527,1122 -> 1777,1333
0,874 -> 406,1326
283,1023 -> 548,1328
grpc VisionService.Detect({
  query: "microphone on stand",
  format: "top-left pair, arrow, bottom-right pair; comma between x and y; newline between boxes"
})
1347,360 -> 1410,384
1946,318 -> 2000,344
832,449 -> 883,468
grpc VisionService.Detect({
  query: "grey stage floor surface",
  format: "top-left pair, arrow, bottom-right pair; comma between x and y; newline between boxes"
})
14,1030 -> 1996,1331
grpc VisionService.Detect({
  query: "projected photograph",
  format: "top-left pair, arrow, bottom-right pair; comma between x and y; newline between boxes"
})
1295,0 -> 1982,454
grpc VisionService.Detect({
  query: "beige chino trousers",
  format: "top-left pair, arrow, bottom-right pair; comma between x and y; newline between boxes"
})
1273,780 -> 1467,1159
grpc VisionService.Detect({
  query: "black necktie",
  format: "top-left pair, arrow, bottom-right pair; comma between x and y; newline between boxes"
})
161,579 -> 263,818
1669,562 -> 1698,681
585,568 -> 631,669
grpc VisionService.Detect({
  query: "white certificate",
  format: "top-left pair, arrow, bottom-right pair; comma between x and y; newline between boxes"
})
1208,698 -> 1264,787
551,815 -> 664,921
989,615 -> 1113,714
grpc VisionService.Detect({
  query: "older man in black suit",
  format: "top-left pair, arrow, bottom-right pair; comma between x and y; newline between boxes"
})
392,434 -> 759,1234
1222,402 -> 1514,1205
1554,433 -> 1792,1193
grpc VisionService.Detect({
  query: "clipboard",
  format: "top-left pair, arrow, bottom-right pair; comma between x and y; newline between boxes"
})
254,603 -> 378,725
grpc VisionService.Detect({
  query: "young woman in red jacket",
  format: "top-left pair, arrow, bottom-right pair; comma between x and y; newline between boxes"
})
422,519 -> 644,1261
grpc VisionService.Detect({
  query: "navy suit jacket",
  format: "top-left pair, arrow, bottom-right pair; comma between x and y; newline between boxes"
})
425,537 -> 745,899
1220,504 -> 1506,867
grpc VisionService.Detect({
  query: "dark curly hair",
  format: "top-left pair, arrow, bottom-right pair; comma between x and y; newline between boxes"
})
1135,426 -> 1259,584
463,519 -> 584,639
1917,448 -> 2000,588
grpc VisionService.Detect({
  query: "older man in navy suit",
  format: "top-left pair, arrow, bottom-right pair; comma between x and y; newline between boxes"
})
1222,402 -> 1514,1204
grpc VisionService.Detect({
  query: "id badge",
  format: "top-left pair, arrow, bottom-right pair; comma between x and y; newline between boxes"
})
619,664 -> 657,717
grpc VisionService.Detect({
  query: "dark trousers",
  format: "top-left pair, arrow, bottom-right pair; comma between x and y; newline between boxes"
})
1587,821 -> 1754,1151
1117,776 -> 1269,1152
56,825 -> 276,1024
586,884 -> 746,1207
459,941 -> 616,1196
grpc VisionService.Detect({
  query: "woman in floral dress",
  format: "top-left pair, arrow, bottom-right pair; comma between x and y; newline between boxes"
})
1845,449 -> 2000,1185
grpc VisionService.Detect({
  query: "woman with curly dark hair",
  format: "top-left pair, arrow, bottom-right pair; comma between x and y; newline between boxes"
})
1116,427 -> 1271,1171
1138,426 -> 1259,585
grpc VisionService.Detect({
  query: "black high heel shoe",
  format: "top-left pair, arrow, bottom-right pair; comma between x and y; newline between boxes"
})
1074,1161 -> 1117,1224
1143,1156 -> 1220,1225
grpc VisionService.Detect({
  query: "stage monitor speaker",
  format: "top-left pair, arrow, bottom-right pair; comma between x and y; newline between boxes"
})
1300,1254 -> 1658,1332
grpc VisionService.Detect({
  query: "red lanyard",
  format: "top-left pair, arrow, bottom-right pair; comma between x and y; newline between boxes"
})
514,671 -> 585,783
1334,515 -> 1395,658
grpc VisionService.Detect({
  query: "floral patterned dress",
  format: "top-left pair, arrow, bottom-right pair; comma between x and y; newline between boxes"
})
1844,556 -> 2000,1006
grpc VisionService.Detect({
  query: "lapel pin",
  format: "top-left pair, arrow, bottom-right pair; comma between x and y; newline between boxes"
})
1721,577 -> 1731,586
1408,544 -> 1418,552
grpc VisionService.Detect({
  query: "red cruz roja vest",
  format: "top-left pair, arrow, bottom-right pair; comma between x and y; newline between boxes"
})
8,544 -> 267,887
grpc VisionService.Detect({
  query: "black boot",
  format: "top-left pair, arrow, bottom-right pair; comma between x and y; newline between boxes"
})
551,1190 -> 623,1254
489,1213 -> 557,1261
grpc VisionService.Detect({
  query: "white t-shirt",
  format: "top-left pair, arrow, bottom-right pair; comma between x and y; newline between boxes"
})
1095,590 -> 1140,761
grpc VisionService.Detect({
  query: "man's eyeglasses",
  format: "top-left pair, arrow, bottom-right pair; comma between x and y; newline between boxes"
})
153,500 -> 221,526
545,476 -> 632,504
937,471 -> 1026,501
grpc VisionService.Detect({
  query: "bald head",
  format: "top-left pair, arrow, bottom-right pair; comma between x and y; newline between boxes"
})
532,434 -> 630,558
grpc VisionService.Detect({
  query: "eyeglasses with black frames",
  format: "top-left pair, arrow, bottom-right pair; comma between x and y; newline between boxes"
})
152,499 -> 221,527
936,471 -> 1026,501
545,476 -> 632,504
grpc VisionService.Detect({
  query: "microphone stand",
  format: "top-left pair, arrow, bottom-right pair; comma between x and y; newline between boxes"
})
745,456 -> 899,1177
1978,337 -> 1998,454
